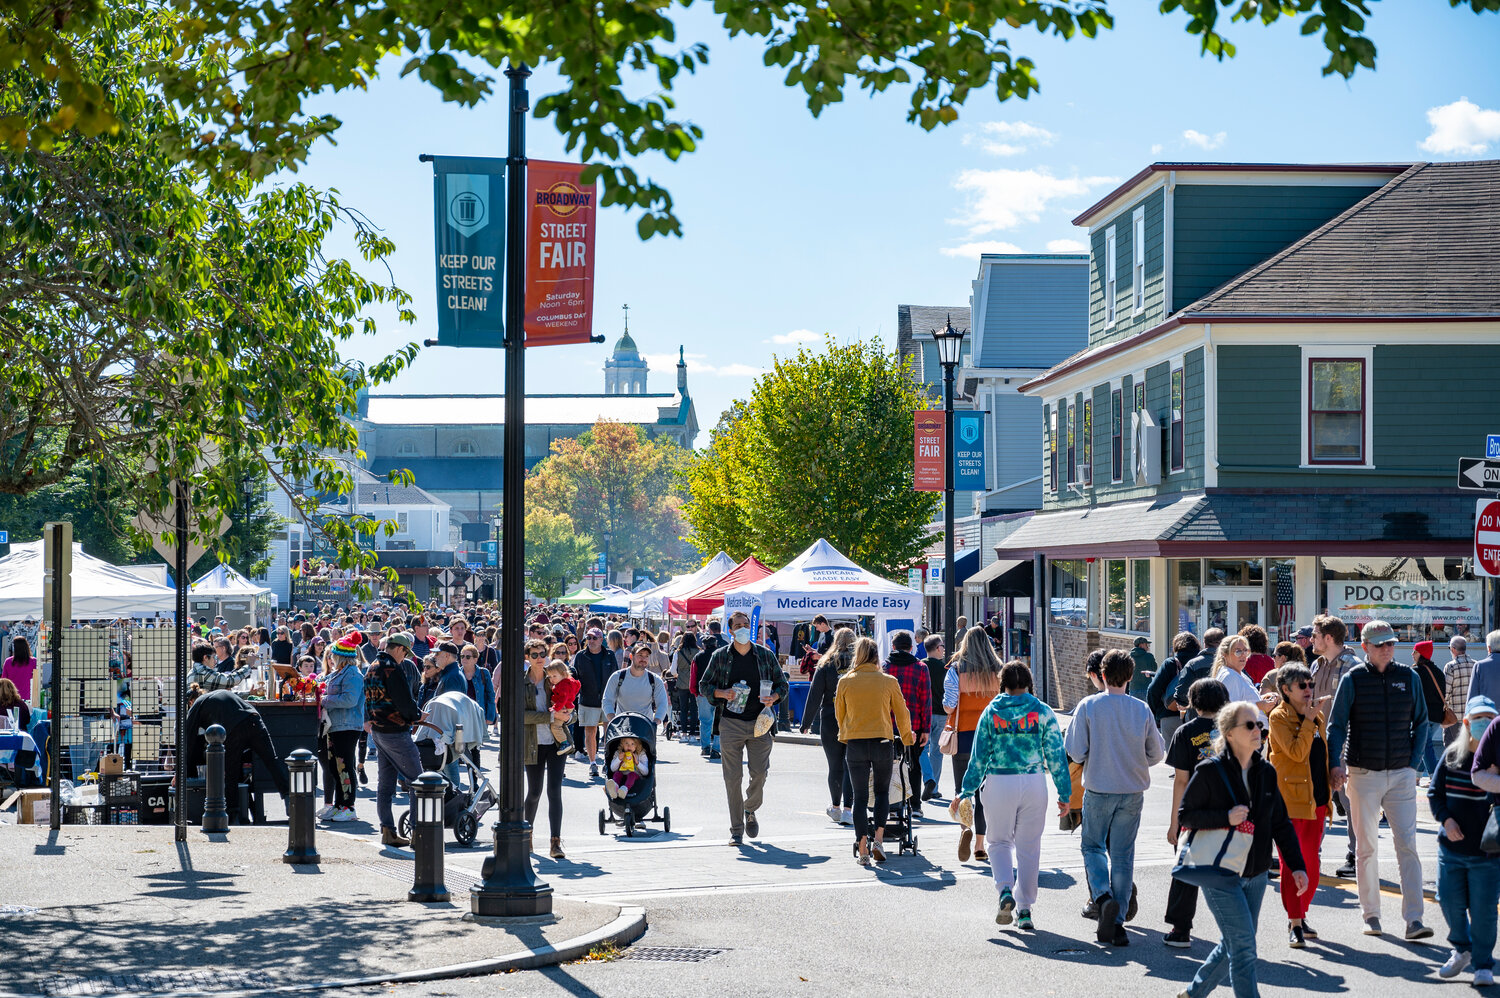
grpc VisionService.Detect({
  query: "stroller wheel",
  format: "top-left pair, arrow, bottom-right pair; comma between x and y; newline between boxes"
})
397,811 -> 412,840
598,809 -> 607,836
455,812 -> 478,847
624,813 -> 635,837
661,806 -> 671,834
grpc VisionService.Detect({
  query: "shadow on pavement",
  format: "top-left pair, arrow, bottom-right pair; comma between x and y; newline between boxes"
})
537,965 -> 606,996
733,842 -> 831,871
538,855 -> 607,880
1310,937 -> 1443,982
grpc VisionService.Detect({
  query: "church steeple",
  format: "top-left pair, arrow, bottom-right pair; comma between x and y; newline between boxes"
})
604,303 -> 649,395
676,345 -> 688,396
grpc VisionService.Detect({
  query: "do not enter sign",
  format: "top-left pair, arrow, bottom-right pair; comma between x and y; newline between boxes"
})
1477,499 -> 1500,578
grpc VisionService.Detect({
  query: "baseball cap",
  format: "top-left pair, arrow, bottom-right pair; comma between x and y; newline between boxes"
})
1134,636 -> 1150,647
586,628 -> 603,639
385,631 -> 414,651
1295,625 -> 1314,639
1360,620 -> 1397,646
437,640 -> 461,657
1467,695 -> 1497,720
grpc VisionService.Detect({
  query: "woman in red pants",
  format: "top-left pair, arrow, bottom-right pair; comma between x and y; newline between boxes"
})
1266,662 -> 1332,948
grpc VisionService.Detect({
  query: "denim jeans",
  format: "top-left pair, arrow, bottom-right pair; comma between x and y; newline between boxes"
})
1439,842 -> 1500,971
920,714 -> 945,788
1080,789 -> 1144,920
696,695 -> 720,753
1189,871 -> 1268,998
370,729 -> 423,829
1420,720 -> 1444,777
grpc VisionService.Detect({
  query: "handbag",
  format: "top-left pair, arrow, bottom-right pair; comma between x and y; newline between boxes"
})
1172,760 -> 1256,889
938,673 -> 961,756
1482,806 -> 1500,855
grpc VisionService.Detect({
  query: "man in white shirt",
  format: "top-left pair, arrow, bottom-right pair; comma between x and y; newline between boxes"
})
602,643 -> 672,725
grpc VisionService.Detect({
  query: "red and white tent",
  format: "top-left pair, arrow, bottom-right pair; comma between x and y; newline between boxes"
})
667,556 -> 773,617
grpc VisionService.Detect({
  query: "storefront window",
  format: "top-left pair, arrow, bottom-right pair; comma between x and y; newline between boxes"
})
1320,556 -> 1482,645
1267,558 -> 1296,640
1206,559 -> 1263,587
1132,559 -> 1152,633
1170,559 -> 1202,635
1106,560 -> 1126,630
1050,560 -> 1088,628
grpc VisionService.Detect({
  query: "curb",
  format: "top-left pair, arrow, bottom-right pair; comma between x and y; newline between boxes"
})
2,899 -> 647,998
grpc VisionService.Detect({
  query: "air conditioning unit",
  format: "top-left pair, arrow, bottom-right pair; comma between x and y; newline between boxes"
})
1076,462 -> 1093,487
1132,409 -> 1162,486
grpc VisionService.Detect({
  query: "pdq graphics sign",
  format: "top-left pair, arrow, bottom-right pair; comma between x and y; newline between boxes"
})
428,155 -> 506,348
1324,580 -> 1483,626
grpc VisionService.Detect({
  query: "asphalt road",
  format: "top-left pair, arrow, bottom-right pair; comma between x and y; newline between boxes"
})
295,722 -> 1451,998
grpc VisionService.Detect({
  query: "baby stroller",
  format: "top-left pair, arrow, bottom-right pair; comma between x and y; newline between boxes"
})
852,742 -> 919,857
402,691 -> 497,847
597,712 -> 670,837
397,750 -> 497,847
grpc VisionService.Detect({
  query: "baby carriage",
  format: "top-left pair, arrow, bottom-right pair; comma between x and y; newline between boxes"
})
401,691 -> 497,847
851,742 -> 919,858
597,712 -> 671,837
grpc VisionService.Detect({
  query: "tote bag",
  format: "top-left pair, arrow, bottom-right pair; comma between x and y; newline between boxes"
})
1172,760 -> 1255,889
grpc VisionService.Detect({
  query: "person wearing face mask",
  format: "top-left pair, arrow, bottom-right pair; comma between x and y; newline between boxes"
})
699,610 -> 789,846
1432,696 -> 1500,985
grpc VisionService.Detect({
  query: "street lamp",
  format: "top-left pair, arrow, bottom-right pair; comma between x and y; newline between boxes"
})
602,528 -> 613,588
932,315 -> 966,670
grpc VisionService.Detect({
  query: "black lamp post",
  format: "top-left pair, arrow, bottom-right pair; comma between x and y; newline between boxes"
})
933,316 -> 967,667
602,528 -> 613,589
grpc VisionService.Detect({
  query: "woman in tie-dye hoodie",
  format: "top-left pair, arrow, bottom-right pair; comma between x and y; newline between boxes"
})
951,660 -> 1072,931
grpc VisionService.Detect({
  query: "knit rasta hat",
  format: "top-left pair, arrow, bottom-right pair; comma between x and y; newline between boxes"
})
332,634 -> 362,659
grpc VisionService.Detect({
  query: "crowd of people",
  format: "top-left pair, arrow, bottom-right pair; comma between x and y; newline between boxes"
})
163,596 -> 1495,994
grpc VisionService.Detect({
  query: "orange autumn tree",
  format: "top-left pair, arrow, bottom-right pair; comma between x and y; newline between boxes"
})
525,420 -> 699,585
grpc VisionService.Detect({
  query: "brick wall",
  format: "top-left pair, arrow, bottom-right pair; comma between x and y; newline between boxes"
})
1045,627 -> 1136,711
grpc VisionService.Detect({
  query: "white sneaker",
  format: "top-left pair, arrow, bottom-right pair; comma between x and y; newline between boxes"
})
1441,950 -> 1472,979
316,804 -> 335,819
840,808 -> 853,825
605,781 -> 620,800
1476,969 -> 1495,987
329,806 -> 357,822
826,805 -> 842,823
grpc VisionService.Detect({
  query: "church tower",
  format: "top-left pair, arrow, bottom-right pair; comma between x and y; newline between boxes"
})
603,304 -> 650,395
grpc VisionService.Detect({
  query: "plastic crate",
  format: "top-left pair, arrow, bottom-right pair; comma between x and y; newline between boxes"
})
63,804 -> 107,825
110,806 -> 139,825
101,773 -> 141,803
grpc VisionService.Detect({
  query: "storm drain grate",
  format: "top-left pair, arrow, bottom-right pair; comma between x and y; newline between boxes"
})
357,861 -> 480,891
37,970 -> 279,996
618,946 -> 725,963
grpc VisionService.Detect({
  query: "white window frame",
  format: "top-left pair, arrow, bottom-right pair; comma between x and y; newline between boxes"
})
396,440 -> 419,456
1168,355 -> 1185,475
1104,226 -> 1118,327
395,511 -> 410,534
1299,344 -> 1375,469
1131,206 -> 1146,315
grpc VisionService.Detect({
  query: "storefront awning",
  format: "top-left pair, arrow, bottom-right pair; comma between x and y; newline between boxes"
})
994,490 -> 1475,560
963,558 -> 1033,598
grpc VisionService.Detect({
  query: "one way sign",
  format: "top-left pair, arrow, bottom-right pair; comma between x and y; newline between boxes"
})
1458,457 -> 1500,491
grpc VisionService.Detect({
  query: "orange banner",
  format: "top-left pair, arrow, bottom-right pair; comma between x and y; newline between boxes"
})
524,160 -> 596,346
914,410 -> 945,491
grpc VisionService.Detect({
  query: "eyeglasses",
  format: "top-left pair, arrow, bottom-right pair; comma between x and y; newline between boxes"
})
1288,681 -> 1311,690
1235,720 -> 1260,732
526,651 -> 546,659
461,653 -> 477,659
1231,647 -> 1250,656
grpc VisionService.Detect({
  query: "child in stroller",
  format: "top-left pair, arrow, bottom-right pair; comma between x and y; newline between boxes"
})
605,735 -> 649,800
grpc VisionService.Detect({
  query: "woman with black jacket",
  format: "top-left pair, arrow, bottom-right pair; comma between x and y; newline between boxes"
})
800,627 -> 856,825
1176,702 -> 1308,998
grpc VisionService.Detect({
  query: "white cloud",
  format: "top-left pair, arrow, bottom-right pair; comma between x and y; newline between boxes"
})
641,352 -> 765,379
1046,238 -> 1088,253
766,329 -> 821,345
1182,129 -> 1227,151
949,168 -> 1118,235
964,121 -> 1057,157
1150,144 -> 1163,156
940,240 -> 1026,259
1421,97 -> 1500,155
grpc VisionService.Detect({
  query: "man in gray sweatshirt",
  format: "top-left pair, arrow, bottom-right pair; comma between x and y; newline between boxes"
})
1064,648 -> 1165,947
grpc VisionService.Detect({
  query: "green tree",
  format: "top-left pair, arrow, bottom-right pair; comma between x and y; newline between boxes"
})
0,464 -> 136,563
682,336 -> 939,579
5,1 -> 1492,236
0,8 -> 419,597
526,421 -> 698,584
523,509 -> 597,602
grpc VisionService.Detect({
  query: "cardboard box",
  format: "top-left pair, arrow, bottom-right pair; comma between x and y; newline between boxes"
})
99,753 -> 125,776
17,788 -> 50,824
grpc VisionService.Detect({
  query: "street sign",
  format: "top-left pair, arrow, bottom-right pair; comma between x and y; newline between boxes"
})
436,568 -> 457,588
953,411 -> 986,490
0,531 -> 8,543
1488,435 -> 1500,459
465,561 -> 483,571
524,160 -> 598,346
428,155 -> 507,348
907,568 -> 922,591
1458,458 -> 1500,491
914,410 -> 945,491
1477,499 -> 1500,578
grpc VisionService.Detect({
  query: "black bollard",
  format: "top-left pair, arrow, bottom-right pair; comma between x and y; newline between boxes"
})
283,748 -> 320,865
408,772 -> 449,903
202,724 -> 229,833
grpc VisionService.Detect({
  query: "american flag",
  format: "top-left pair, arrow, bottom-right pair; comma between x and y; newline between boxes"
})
1276,566 -> 1296,637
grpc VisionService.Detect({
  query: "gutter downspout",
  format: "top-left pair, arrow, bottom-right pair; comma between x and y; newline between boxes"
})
1163,170 -> 1177,317
1203,322 -> 1218,488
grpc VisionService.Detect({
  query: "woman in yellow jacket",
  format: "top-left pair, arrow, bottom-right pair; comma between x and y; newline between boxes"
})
1265,662 -> 1333,948
836,636 -> 915,866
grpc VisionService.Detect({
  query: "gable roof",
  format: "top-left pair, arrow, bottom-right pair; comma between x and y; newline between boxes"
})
1183,160 -> 1500,318
896,304 -> 972,361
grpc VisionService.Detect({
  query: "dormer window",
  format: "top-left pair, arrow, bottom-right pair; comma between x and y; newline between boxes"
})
453,439 -> 477,456
396,440 -> 418,456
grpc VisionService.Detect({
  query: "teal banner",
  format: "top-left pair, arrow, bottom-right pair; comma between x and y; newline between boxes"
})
954,411 -> 986,490
430,155 -> 506,348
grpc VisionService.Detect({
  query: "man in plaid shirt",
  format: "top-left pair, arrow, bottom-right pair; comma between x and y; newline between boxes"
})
884,631 -> 931,814
1443,634 -> 1475,745
188,640 -> 254,692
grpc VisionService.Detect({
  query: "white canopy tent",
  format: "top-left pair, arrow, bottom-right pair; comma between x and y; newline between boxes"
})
0,540 -> 178,619
190,564 -> 275,629
723,539 -> 922,654
627,551 -> 737,619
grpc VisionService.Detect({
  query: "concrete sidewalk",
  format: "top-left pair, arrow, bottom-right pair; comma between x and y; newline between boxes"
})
0,825 -> 645,997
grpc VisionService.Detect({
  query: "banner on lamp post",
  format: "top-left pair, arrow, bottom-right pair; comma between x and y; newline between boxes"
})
524,160 -> 597,346
429,155 -> 506,348
953,411 -> 986,490
914,410 -> 945,491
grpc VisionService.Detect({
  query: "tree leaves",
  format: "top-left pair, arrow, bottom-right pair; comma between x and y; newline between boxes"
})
681,335 -> 939,579
523,509 -> 596,602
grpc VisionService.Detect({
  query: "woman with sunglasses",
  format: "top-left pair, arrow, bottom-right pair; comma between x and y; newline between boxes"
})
1266,663 -> 1332,948
1176,702 -> 1307,998
1212,635 -> 1280,724
522,637 -> 571,859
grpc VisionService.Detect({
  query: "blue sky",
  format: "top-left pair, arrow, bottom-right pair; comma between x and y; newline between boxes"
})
297,4 -> 1500,445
